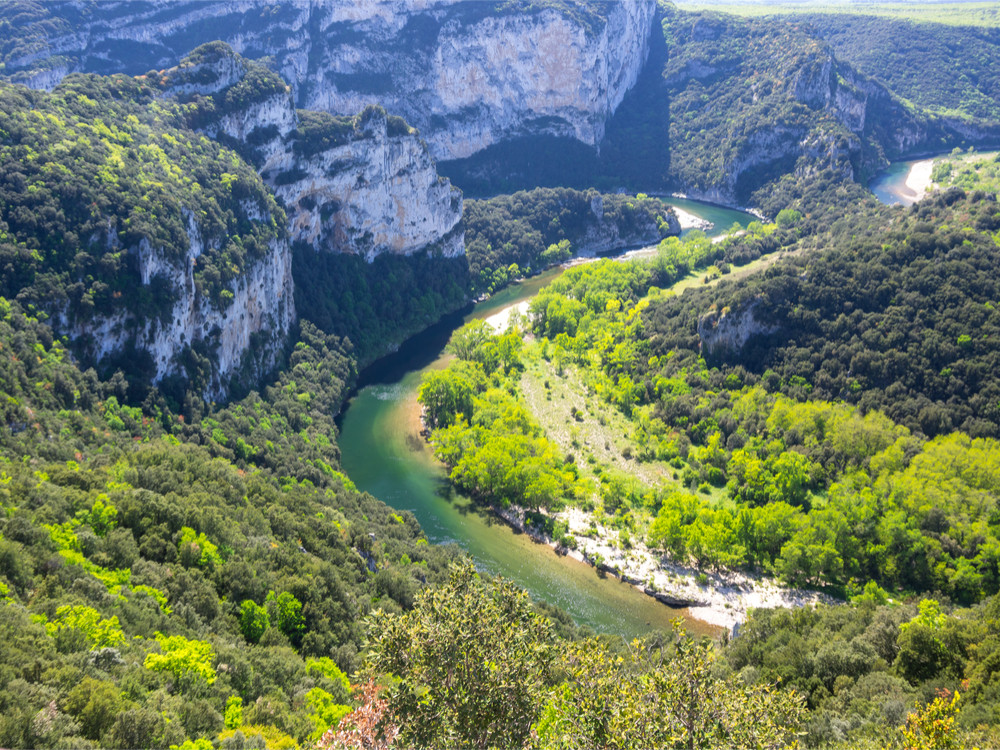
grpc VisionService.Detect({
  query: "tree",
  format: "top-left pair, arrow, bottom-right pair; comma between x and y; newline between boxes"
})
239,600 -> 270,644
363,562 -> 556,749
900,690 -> 962,750
266,590 -> 306,644
143,633 -> 216,690
419,369 -> 476,429
532,623 -> 805,749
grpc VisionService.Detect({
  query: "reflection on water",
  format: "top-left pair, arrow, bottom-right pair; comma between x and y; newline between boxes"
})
339,199 -> 753,639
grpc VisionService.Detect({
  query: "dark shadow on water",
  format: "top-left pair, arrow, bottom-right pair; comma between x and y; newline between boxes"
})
353,303 -> 473,389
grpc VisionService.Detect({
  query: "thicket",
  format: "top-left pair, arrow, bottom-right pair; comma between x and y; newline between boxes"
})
291,245 -> 470,367
463,187 -> 677,295
804,14 -> 1000,122
478,189 -> 1000,605
322,563 -> 806,750
932,149 -> 1000,197
725,593 -> 1000,748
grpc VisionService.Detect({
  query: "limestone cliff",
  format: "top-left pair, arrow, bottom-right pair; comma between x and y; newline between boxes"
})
61,207 -> 294,402
164,43 -> 463,259
5,0 -> 656,162
698,300 -> 777,361
573,193 -> 680,257
660,6 -> 996,207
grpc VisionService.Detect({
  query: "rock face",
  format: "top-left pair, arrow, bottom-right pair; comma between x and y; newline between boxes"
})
574,194 -> 680,257
5,0 -> 656,162
698,300 -> 777,360
273,108 -> 464,260
167,43 -> 463,259
660,7 -> 1000,207
302,0 -> 656,160
64,211 -> 295,401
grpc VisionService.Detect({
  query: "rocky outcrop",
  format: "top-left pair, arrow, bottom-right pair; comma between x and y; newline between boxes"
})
660,5 -> 998,207
698,300 -> 777,360
573,193 -> 680,257
273,109 -> 464,260
165,43 -> 463,259
65,211 -> 294,400
6,0 -> 656,162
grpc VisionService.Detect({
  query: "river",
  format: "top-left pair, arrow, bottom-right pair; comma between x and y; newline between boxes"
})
338,198 -> 754,640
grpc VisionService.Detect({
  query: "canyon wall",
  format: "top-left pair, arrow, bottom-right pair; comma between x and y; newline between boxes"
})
5,0 -> 656,162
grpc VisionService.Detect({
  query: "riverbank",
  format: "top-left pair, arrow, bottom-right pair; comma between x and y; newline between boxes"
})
339,195 -> 766,637
870,155 -> 946,206
672,205 -> 713,232
491,502 -> 833,631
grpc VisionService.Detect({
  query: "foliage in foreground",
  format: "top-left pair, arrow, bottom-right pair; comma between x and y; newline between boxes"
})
324,563 -> 804,750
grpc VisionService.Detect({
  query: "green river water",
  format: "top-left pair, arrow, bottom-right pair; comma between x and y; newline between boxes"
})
338,199 -> 755,639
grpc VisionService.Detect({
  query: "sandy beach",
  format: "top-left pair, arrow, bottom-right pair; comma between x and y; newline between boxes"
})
672,205 -> 714,231
902,159 -> 935,201
484,300 -> 530,333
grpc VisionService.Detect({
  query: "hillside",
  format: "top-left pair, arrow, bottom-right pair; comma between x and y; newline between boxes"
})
464,188 -> 680,294
803,14 -> 1000,123
0,298 -> 461,749
0,72 -> 294,400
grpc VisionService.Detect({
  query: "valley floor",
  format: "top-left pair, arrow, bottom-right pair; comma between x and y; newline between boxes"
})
474,270 -> 835,632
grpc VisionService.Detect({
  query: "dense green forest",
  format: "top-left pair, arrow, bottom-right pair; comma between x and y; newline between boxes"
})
414,185 -> 1000,746
0,297 -> 465,749
463,188 -> 677,295
802,14 -> 1000,122
292,248 -> 470,367
0,73 -> 283,324
473,189 -> 1000,601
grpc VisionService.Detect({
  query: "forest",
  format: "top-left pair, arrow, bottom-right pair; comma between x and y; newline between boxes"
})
416,177 -> 1000,746
463,187 -> 677,295
0,73 -> 283,324
0,296 -> 465,749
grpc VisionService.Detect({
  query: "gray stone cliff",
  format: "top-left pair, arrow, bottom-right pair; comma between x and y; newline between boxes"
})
164,44 -> 464,259
5,0 -> 656,162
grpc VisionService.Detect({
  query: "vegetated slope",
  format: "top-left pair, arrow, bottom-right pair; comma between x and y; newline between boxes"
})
0,297 -> 464,749
0,73 -> 291,397
932,148 -> 1000,196
463,188 -> 679,294
803,14 -> 1000,122
691,189 -> 1000,438
658,5 -> 967,203
726,593 -> 1000,748
420,187 -> 1000,606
